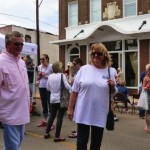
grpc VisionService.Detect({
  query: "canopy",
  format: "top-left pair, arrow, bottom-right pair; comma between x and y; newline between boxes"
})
0,33 -> 37,55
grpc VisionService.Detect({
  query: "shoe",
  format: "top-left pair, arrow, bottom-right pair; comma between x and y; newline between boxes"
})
114,117 -> 118,121
54,137 -> 66,142
37,121 -> 47,127
44,134 -> 50,139
51,124 -> 55,130
68,133 -> 77,138
71,130 -> 77,134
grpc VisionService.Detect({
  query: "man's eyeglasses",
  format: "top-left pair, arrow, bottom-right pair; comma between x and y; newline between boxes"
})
13,42 -> 24,47
91,51 -> 103,57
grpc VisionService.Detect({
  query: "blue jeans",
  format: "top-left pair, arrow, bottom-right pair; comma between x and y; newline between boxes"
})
3,124 -> 25,150
77,124 -> 104,150
39,88 -> 51,118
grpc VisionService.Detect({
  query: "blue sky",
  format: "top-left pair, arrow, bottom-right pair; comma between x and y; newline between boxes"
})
0,0 -> 59,35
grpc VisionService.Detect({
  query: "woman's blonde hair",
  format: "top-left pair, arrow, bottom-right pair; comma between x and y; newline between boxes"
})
146,64 -> 150,75
119,80 -> 126,86
52,61 -> 63,73
89,43 -> 112,67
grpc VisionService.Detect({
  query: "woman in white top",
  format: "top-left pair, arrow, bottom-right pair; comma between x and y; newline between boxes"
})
37,54 -> 53,127
68,43 -> 117,150
44,61 -> 71,142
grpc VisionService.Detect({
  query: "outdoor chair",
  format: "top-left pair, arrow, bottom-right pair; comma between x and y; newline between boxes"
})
113,92 -> 133,114
131,93 -> 140,114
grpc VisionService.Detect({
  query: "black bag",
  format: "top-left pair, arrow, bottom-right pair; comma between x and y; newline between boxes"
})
106,110 -> 114,131
106,67 -> 115,131
60,74 -> 69,109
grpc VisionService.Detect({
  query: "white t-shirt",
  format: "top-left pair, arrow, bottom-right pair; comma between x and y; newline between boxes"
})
38,64 -> 52,88
47,73 -> 71,103
72,64 -> 117,128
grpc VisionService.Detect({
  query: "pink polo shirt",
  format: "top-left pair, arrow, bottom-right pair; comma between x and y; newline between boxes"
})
0,51 -> 30,125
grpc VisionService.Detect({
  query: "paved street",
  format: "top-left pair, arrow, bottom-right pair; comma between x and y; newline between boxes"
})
0,99 -> 150,150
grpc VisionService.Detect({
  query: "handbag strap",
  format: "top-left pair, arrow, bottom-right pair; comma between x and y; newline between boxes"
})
108,67 -> 111,111
60,74 -> 64,97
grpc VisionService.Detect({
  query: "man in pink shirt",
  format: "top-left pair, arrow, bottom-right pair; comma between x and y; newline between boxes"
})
0,31 -> 30,150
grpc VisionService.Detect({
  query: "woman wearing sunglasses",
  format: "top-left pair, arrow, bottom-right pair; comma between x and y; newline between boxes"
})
68,43 -> 117,150
37,54 -> 53,128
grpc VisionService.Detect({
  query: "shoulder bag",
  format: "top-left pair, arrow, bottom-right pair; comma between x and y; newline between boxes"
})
60,74 -> 69,109
106,67 -> 115,131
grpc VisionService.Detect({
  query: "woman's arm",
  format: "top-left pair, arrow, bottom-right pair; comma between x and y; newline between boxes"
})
67,91 -> 78,120
108,79 -> 117,94
63,74 -> 71,90
46,77 -> 51,91
142,77 -> 148,90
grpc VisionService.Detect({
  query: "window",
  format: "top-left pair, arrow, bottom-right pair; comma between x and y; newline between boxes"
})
90,0 -> 101,22
102,39 -> 138,87
68,1 -> 78,26
123,0 -> 137,17
124,39 -> 138,87
125,52 -> 138,86
125,39 -> 137,50
103,41 -> 122,51
70,48 -> 79,62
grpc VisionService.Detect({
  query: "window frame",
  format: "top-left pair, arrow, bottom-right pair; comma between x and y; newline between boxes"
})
123,0 -> 137,17
68,1 -> 78,27
90,0 -> 101,23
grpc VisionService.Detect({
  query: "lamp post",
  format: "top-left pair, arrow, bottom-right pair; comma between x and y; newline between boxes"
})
36,0 -> 40,65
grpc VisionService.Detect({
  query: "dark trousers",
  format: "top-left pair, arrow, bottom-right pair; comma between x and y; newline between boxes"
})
39,88 -> 51,118
77,123 -> 104,150
46,103 -> 66,138
139,109 -> 145,117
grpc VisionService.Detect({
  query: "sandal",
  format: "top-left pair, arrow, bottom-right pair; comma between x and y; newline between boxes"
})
71,130 -> 77,134
54,137 -> 66,142
68,133 -> 77,138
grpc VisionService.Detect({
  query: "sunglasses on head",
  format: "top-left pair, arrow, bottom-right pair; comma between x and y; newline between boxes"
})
13,42 -> 24,47
91,51 -> 103,57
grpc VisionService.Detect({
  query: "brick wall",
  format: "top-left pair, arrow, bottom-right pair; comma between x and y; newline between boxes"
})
140,40 -> 150,73
78,0 -> 89,25
80,45 -> 86,65
59,45 -> 66,66
138,0 -> 150,15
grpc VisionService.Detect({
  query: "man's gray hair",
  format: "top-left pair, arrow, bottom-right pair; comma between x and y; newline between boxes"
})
5,31 -> 23,44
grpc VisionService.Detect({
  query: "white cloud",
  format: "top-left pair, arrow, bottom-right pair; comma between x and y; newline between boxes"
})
0,0 -> 58,35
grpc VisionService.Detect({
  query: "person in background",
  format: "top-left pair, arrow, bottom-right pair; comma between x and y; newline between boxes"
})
68,62 -> 76,86
68,57 -> 83,138
142,64 -> 150,132
0,31 -> 30,149
116,80 -> 133,112
44,61 -> 71,142
68,43 -> 117,150
116,67 -> 124,85
64,62 -> 72,77
37,54 -> 53,128
138,65 -> 150,119
74,57 -> 83,73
